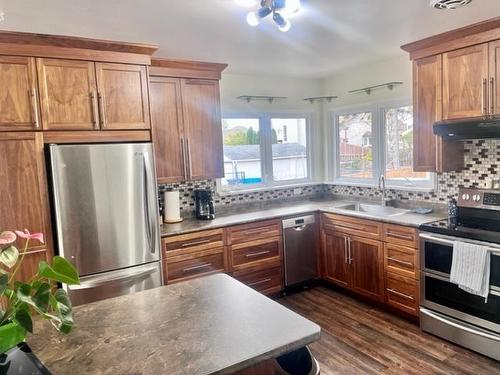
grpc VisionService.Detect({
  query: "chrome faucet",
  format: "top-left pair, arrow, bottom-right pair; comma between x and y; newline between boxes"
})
378,175 -> 387,207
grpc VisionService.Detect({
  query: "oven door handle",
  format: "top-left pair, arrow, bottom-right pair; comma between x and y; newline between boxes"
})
420,233 -> 500,255
420,307 -> 500,342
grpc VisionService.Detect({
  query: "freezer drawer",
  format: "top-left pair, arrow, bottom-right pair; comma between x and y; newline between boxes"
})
67,262 -> 162,306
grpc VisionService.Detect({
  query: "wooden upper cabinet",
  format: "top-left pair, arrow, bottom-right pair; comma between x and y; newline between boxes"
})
0,132 -> 52,258
442,44 -> 489,119
95,63 -> 150,130
0,56 -> 39,131
322,230 -> 350,287
490,40 -> 500,115
37,58 -> 98,130
349,236 -> 384,302
180,79 -> 224,180
149,77 -> 186,183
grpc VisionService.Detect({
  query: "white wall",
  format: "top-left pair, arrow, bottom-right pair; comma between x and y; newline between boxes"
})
219,73 -> 324,182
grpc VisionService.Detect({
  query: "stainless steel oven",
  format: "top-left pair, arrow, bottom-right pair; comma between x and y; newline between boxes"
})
420,233 -> 500,360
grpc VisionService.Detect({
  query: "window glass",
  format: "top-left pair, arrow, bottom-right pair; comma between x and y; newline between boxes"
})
221,118 -> 262,187
384,106 -> 431,184
337,112 -> 373,179
271,118 -> 308,181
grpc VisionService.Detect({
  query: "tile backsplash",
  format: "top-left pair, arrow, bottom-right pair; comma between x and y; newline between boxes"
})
159,140 -> 500,216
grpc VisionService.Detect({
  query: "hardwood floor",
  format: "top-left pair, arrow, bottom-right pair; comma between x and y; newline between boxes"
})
279,285 -> 500,375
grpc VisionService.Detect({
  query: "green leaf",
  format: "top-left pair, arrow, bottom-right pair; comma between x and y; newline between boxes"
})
14,309 -> 33,333
0,322 -> 26,354
0,246 -> 19,268
32,282 -> 51,313
0,274 -> 7,295
38,256 -> 80,285
50,289 -> 74,334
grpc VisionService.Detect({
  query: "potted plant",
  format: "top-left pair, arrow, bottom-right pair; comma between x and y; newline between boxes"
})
0,229 -> 80,371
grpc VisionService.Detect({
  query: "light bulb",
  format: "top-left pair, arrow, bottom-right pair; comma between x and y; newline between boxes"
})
279,19 -> 291,32
246,11 -> 260,27
282,0 -> 301,16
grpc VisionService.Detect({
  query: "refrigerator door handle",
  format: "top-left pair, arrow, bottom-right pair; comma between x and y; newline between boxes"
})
141,151 -> 157,255
68,264 -> 158,290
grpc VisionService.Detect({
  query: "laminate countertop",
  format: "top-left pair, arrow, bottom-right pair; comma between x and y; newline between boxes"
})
161,198 -> 446,237
28,274 -> 321,375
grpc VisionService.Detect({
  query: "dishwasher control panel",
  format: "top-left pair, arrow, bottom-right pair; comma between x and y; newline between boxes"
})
282,215 -> 315,229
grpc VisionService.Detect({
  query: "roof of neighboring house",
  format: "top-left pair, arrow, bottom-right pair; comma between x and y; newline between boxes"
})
223,143 -> 306,161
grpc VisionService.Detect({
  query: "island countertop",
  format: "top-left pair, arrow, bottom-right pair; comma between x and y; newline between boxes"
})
28,274 -> 321,375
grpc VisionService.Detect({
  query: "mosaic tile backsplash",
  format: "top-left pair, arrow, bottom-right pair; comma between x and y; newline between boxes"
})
159,140 -> 500,216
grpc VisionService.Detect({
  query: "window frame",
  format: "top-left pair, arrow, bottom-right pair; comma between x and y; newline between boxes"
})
218,111 -> 313,194
331,100 -> 435,191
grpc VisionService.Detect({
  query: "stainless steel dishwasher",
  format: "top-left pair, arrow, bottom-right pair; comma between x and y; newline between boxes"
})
282,214 -> 318,288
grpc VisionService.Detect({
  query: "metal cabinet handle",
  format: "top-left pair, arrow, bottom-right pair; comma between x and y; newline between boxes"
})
182,263 -> 211,273
334,223 -> 364,232
244,227 -> 270,235
387,288 -> 414,300
185,138 -> 192,178
482,78 -> 488,115
245,250 -> 271,258
30,88 -> 40,128
248,278 -> 272,287
90,91 -> 99,129
344,237 -> 348,264
97,92 -> 106,128
387,257 -> 413,267
386,231 -> 413,241
491,77 -> 496,115
181,239 -> 211,247
180,138 -> 188,179
347,237 -> 352,264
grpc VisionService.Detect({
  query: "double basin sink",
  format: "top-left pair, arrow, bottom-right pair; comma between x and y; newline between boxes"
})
333,202 -> 410,218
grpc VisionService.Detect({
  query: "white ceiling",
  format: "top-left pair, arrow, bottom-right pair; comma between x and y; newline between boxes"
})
0,0 -> 498,78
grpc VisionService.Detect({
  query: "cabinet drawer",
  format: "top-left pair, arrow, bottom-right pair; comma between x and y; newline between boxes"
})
322,213 -> 382,240
383,224 -> 418,248
227,220 -> 281,245
384,243 -> 419,279
231,264 -> 282,295
163,229 -> 224,253
385,272 -> 419,316
231,237 -> 281,270
166,250 -> 224,283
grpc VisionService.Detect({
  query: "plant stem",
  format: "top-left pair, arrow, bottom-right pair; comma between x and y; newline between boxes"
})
8,239 -> 30,284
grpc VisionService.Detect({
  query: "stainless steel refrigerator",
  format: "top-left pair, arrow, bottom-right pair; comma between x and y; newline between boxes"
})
49,143 -> 162,306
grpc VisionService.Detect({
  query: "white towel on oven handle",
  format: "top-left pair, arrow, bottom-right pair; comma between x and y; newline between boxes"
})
450,241 -> 491,302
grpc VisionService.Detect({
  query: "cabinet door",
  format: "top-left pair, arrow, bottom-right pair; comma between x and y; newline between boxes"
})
490,40 -> 500,115
180,79 -> 224,180
149,77 -> 186,183
443,44 -> 489,119
349,236 -> 384,301
37,58 -> 98,130
0,132 -> 52,280
321,230 -> 350,287
95,63 -> 150,130
0,56 -> 39,131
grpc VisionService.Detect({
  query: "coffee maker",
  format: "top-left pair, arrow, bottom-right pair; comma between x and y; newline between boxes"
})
194,189 -> 215,220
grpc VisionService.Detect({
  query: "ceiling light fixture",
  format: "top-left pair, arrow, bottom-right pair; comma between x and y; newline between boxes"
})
429,0 -> 472,9
242,0 -> 301,32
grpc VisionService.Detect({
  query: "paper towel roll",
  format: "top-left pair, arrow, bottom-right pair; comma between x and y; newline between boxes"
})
164,190 -> 182,223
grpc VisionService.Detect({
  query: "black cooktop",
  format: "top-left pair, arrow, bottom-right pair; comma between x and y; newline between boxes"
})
420,218 -> 500,245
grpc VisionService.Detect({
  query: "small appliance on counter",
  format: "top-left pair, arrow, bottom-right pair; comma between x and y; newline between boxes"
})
163,189 -> 183,223
194,189 -> 215,220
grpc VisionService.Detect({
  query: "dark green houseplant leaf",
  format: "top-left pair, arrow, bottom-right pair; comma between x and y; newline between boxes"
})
14,309 -> 33,333
38,256 -> 80,285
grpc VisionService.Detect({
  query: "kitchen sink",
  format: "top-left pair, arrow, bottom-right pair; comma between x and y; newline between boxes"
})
334,203 -> 410,217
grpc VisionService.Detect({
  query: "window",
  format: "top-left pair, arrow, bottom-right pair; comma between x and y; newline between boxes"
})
333,103 -> 434,189
220,114 -> 311,192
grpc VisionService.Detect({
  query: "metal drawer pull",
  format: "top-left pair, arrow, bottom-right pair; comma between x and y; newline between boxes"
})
334,223 -> 364,232
244,227 -> 272,235
245,250 -> 271,258
386,232 -> 414,240
248,278 -> 272,287
387,288 -> 414,300
387,257 -> 413,267
181,239 -> 211,247
182,263 -> 211,273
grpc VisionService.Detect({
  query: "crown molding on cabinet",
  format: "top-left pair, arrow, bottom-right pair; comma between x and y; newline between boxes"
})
150,58 -> 228,80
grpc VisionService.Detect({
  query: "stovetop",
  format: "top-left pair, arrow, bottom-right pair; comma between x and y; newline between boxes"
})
420,218 -> 500,245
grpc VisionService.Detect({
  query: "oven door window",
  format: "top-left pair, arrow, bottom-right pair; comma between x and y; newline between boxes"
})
424,241 -> 452,274
425,275 -> 500,325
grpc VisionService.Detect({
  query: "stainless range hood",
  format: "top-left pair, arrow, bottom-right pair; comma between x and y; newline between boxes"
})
433,116 -> 500,140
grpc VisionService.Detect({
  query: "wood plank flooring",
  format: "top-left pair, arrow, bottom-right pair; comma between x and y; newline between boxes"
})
279,285 -> 500,375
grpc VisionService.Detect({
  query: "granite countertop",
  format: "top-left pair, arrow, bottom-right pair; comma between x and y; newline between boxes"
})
161,197 -> 446,237
29,274 -> 321,375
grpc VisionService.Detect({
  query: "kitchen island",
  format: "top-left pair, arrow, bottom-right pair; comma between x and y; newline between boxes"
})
29,273 -> 320,374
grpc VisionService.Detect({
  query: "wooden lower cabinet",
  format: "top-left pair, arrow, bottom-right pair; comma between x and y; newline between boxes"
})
321,230 -> 350,287
163,247 -> 225,284
230,261 -> 282,295
385,272 -> 419,316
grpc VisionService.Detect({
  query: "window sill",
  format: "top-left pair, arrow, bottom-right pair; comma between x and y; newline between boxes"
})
216,181 -> 316,196
326,180 -> 436,193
